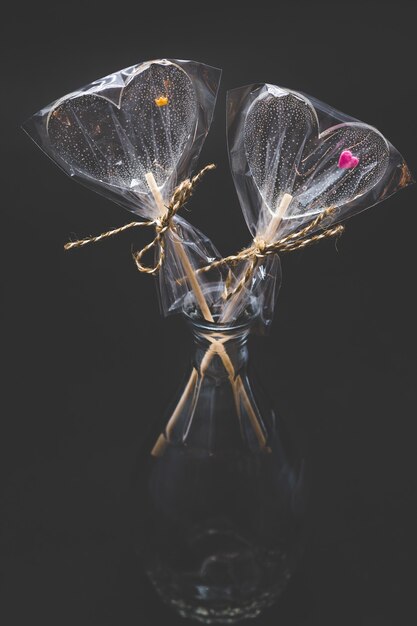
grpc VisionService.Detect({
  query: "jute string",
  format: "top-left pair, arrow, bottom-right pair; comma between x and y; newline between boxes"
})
198,206 -> 344,299
64,164 -> 216,274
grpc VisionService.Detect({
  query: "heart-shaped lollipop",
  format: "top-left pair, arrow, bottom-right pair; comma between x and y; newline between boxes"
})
46,60 -> 198,217
222,82 -> 413,327
23,59 -> 224,319
242,85 -> 390,237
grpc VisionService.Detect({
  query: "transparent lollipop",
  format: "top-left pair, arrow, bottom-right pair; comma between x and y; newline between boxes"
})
222,83 -> 411,325
24,59 -> 224,318
46,60 -> 199,219
243,85 -> 391,240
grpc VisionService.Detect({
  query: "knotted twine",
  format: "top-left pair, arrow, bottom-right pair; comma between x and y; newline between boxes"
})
197,207 -> 345,299
64,164 -> 216,274
65,165 -> 344,300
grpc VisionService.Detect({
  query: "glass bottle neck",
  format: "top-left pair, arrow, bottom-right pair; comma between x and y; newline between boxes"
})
188,318 -> 251,379
149,311 -> 271,456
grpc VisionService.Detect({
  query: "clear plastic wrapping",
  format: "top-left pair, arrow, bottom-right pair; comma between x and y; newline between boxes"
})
23,58 -> 224,317
222,83 -> 413,326
23,71 -> 413,329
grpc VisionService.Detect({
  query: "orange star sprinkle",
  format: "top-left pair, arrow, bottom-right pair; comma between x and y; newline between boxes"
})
154,96 -> 169,107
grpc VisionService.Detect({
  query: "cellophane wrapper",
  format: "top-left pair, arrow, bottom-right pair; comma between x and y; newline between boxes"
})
224,83 -> 413,327
23,58 -> 226,317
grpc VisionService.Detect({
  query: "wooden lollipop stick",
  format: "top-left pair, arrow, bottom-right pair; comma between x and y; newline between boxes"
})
146,172 -> 269,452
145,174 -> 236,378
151,367 -> 199,456
145,172 -> 214,322
220,192 -> 293,324
262,192 -> 293,242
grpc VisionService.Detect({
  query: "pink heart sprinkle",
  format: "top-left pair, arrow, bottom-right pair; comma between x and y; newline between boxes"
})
338,150 -> 359,169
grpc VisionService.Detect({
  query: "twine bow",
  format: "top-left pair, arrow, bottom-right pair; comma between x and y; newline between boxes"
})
64,164 -> 216,275
198,206 -> 345,299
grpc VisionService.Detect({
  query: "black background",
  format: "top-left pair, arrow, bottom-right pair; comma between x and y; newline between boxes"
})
2,2 -> 417,625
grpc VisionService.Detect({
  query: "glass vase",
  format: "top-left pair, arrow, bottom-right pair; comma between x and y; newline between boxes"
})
135,307 -> 307,623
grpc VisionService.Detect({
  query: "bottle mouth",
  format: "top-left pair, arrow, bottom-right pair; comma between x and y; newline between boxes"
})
183,293 -> 260,332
